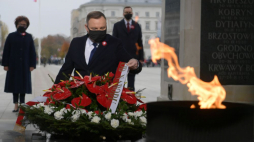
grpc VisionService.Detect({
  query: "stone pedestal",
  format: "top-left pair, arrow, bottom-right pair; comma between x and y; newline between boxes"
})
159,0 -> 254,103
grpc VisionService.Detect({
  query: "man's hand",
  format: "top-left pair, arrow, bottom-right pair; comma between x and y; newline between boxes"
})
126,59 -> 138,70
4,66 -> 8,71
30,67 -> 35,71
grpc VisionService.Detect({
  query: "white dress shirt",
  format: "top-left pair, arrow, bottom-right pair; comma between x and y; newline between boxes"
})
85,38 -> 99,64
124,19 -> 132,28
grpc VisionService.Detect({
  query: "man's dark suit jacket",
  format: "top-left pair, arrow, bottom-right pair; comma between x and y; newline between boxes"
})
112,19 -> 144,61
55,34 -> 142,84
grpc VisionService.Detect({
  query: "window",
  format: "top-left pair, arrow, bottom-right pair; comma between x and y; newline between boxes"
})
111,11 -> 115,17
135,12 -> 139,16
155,21 -> 158,30
156,12 -> 160,17
145,21 -> 150,30
145,35 -> 150,45
145,12 -> 149,17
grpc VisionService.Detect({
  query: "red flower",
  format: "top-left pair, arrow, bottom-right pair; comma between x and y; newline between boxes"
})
53,88 -> 72,100
108,72 -> 114,78
66,104 -> 75,109
96,83 -> 113,108
69,81 -> 85,88
71,75 -> 101,90
52,84 -> 61,90
58,80 -> 71,87
137,98 -> 144,103
71,93 -> 91,107
97,92 -> 112,108
83,76 -> 101,84
102,72 -> 114,83
43,84 -> 62,97
137,104 -> 147,111
94,110 -> 103,115
45,98 -> 55,105
43,91 -> 54,97
73,76 -> 83,81
121,88 -> 137,104
86,82 -> 105,95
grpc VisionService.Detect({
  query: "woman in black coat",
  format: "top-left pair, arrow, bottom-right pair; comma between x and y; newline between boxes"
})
2,16 -> 36,112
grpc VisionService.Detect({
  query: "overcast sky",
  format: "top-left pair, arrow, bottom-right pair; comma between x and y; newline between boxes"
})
0,0 -> 90,38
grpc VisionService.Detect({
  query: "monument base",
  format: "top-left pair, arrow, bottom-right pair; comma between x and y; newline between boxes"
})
147,101 -> 254,142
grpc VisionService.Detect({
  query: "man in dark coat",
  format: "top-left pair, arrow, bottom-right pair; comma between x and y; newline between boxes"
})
55,11 -> 142,84
2,16 -> 36,112
112,6 -> 144,91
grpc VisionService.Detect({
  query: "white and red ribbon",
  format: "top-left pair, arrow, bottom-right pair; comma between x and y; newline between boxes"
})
109,62 -> 129,113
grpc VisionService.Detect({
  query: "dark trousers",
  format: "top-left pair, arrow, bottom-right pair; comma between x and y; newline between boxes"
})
13,93 -> 25,104
127,73 -> 136,91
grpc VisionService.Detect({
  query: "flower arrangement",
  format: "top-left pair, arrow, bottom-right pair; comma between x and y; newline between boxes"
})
20,71 -> 146,141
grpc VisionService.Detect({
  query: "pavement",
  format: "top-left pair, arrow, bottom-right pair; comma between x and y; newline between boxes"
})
0,64 -> 161,141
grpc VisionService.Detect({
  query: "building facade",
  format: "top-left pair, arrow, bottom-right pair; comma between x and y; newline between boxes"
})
70,0 -> 162,59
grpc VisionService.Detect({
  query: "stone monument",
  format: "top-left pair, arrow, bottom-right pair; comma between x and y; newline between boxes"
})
159,0 -> 254,103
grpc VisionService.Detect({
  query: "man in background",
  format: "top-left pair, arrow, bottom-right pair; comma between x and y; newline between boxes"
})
113,6 -> 144,91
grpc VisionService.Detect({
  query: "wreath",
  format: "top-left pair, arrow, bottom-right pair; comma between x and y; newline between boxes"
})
20,71 -> 146,141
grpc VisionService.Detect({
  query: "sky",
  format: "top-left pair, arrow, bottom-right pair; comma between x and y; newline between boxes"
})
0,0 -> 90,38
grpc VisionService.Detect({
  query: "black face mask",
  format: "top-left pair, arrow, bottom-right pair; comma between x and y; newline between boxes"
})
88,28 -> 107,43
17,26 -> 26,33
124,14 -> 132,20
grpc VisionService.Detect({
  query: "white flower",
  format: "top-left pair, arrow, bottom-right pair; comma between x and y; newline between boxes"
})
121,113 -> 128,121
139,116 -> 147,126
91,116 -> 101,123
134,111 -> 143,118
111,119 -> 119,128
79,109 -> 87,114
71,114 -> 80,122
60,108 -> 68,114
38,103 -> 45,107
87,111 -> 94,119
72,110 -> 81,116
126,118 -> 132,124
54,111 -> 64,120
33,103 -> 45,108
104,112 -> 111,120
128,112 -> 134,116
44,106 -> 54,115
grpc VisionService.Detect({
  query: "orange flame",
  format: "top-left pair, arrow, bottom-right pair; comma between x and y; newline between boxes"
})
149,38 -> 226,109
135,16 -> 139,22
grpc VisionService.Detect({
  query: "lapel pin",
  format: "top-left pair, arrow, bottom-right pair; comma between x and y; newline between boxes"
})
131,25 -> 135,29
102,41 -> 107,46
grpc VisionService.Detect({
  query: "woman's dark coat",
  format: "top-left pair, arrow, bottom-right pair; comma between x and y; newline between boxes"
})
2,31 -> 36,94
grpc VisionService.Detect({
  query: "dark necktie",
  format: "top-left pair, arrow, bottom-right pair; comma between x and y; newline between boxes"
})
89,43 -> 97,64
127,22 -> 130,32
